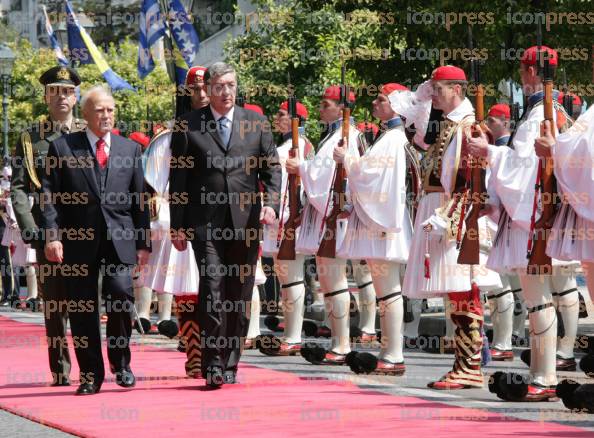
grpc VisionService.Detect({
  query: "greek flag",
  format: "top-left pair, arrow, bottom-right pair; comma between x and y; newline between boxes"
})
138,0 -> 167,79
42,6 -> 68,66
168,0 -> 200,79
65,1 -> 134,91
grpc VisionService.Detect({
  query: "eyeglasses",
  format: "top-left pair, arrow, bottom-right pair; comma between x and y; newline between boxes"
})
210,83 -> 237,95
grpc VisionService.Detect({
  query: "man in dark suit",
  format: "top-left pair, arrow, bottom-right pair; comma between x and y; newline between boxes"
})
10,66 -> 86,385
169,62 -> 281,388
41,85 -> 150,395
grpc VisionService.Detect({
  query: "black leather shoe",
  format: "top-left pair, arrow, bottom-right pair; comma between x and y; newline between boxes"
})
223,370 -> 237,384
205,367 -> 224,389
76,383 -> 100,395
114,368 -> 136,388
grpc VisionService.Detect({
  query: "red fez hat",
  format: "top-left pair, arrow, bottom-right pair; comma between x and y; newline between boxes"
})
323,85 -> 356,103
431,65 -> 467,81
185,66 -> 207,86
356,121 -> 379,136
279,100 -> 309,119
488,104 -> 511,119
111,128 -> 121,136
244,103 -> 264,115
557,92 -> 582,106
521,46 -> 558,67
129,131 -> 151,149
380,83 -> 409,95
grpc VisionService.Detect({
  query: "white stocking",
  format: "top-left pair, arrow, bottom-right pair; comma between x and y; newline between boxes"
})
368,259 -> 403,363
275,255 -> 305,344
317,256 -> 350,354
518,272 -> 557,387
352,260 -> 377,335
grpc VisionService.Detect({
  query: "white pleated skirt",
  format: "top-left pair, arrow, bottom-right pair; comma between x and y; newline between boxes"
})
402,192 -> 472,298
139,219 -> 199,295
337,213 -> 411,263
487,211 -> 579,273
2,227 -> 36,266
262,220 -> 305,257
473,251 -> 503,292
486,213 -> 531,273
547,202 -> 594,263
294,203 -> 346,256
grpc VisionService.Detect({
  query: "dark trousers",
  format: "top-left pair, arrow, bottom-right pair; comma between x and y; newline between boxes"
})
193,209 -> 260,375
66,238 -> 134,386
37,249 -> 71,383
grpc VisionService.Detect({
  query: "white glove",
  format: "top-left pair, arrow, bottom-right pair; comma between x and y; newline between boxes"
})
422,213 -> 449,237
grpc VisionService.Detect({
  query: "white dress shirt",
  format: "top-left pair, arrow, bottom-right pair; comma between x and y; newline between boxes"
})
210,105 -> 235,125
86,129 -> 111,157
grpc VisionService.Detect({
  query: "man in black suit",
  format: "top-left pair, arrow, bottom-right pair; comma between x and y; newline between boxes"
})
41,85 -> 150,395
170,62 -> 281,388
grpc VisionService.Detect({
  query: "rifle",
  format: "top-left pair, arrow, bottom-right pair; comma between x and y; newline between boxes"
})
457,25 -> 487,265
561,68 -> 574,118
510,78 -> 520,129
277,83 -> 302,260
317,64 -> 349,258
362,110 -> 374,151
526,23 -> 555,275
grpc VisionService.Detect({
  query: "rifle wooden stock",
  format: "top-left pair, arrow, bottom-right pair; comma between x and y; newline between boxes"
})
277,118 -> 301,260
317,108 -> 350,258
457,85 -> 486,265
527,80 -> 555,275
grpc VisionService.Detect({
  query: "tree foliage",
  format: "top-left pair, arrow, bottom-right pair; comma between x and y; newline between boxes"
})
224,0 -> 593,137
7,38 -> 174,153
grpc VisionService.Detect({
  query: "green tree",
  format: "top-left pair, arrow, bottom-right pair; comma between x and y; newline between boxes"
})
225,0 -> 389,140
224,0 -> 593,139
7,38 -> 175,154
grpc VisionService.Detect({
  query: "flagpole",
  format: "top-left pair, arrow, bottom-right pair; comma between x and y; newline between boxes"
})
62,0 -> 80,118
158,0 -> 179,85
144,83 -> 150,135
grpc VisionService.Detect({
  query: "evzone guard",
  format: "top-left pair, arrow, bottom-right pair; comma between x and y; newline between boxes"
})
335,83 -> 417,375
402,65 -> 486,390
535,107 -> 594,371
285,82 -> 378,365
259,98 -> 314,356
468,45 -> 579,402
532,104 -> 594,411
483,104 -> 526,360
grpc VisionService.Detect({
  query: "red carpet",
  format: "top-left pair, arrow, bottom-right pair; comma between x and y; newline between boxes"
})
0,316 -> 590,437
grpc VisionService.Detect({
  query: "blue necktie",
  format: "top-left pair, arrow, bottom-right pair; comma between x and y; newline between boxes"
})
217,116 -> 230,148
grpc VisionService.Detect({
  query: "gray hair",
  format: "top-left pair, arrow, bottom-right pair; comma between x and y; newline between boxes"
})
205,62 -> 236,83
80,85 -> 114,113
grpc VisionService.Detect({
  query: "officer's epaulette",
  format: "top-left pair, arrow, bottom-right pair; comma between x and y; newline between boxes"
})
72,118 -> 87,131
21,130 -> 42,190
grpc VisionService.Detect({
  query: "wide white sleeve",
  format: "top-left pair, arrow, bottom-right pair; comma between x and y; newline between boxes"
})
344,130 -> 407,231
144,132 -> 172,196
487,108 -> 547,230
552,105 -> 594,221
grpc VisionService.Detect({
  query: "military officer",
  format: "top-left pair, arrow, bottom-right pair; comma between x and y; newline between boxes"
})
10,66 -> 85,386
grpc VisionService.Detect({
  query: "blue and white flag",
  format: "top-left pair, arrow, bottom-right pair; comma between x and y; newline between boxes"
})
65,1 -> 134,91
138,0 -> 167,79
168,0 -> 200,69
42,6 -> 68,66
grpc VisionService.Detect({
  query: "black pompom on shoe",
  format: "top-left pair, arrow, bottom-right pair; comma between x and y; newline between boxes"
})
158,320 -> 179,339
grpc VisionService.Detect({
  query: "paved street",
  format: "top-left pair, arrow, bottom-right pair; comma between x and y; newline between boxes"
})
1,304 -> 594,437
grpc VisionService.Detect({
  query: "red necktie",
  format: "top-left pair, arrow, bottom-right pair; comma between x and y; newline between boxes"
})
96,138 -> 108,168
